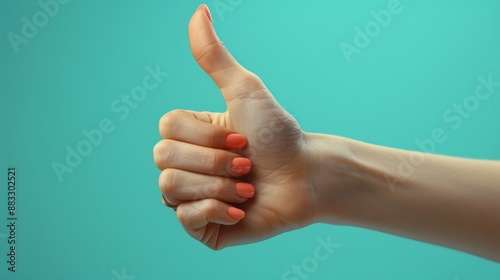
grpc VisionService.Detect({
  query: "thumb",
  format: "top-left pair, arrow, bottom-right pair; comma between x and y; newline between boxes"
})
188,4 -> 266,102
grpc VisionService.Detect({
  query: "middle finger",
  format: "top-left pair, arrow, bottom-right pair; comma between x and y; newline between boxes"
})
153,139 -> 252,177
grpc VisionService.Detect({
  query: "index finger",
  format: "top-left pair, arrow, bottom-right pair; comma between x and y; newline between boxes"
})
159,110 -> 247,150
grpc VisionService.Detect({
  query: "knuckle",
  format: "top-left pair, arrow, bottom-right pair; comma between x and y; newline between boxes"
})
159,110 -> 184,138
205,199 -> 219,217
153,141 -> 164,168
200,149 -> 217,174
203,182 -> 217,198
153,140 -> 176,169
215,177 -> 229,196
205,177 -> 225,198
159,169 -> 177,195
162,140 -> 175,158
176,203 -> 197,228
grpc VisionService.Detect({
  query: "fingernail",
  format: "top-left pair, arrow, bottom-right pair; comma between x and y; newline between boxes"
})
226,134 -> 247,149
231,157 -> 251,175
235,182 -> 255,198
197,4 -> 212,23
228,207 -> 245,220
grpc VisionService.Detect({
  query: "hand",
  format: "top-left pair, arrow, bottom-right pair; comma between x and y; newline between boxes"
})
153,5 -> 318,249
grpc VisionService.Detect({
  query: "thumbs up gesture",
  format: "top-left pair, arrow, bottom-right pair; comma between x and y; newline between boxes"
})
153,5 -> 318,249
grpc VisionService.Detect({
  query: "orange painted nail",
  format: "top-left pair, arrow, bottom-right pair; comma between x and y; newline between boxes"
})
231,158 -> 251,175
228,207 -> 245,220
226,134 -> 247,149
235,182 -> 255,198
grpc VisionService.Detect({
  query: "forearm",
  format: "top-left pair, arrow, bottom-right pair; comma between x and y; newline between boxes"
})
307,133 -> 500,262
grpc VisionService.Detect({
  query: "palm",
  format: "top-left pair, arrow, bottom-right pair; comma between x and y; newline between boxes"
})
201,93 -> 315,248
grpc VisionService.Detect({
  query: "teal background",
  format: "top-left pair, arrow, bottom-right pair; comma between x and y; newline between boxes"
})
1,0 -> 500,279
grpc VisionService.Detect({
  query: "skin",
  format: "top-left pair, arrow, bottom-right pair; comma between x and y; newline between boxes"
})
153,5 -> 500,262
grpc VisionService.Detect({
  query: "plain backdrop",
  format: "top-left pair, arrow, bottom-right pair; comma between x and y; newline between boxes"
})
1,0 -> 500,279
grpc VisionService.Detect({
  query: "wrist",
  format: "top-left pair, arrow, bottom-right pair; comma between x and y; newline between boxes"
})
305,133 -> 400,225
304,133 -> 357,224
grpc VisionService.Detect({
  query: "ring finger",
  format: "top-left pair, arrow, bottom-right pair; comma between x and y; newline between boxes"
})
159,169 -> 255,206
